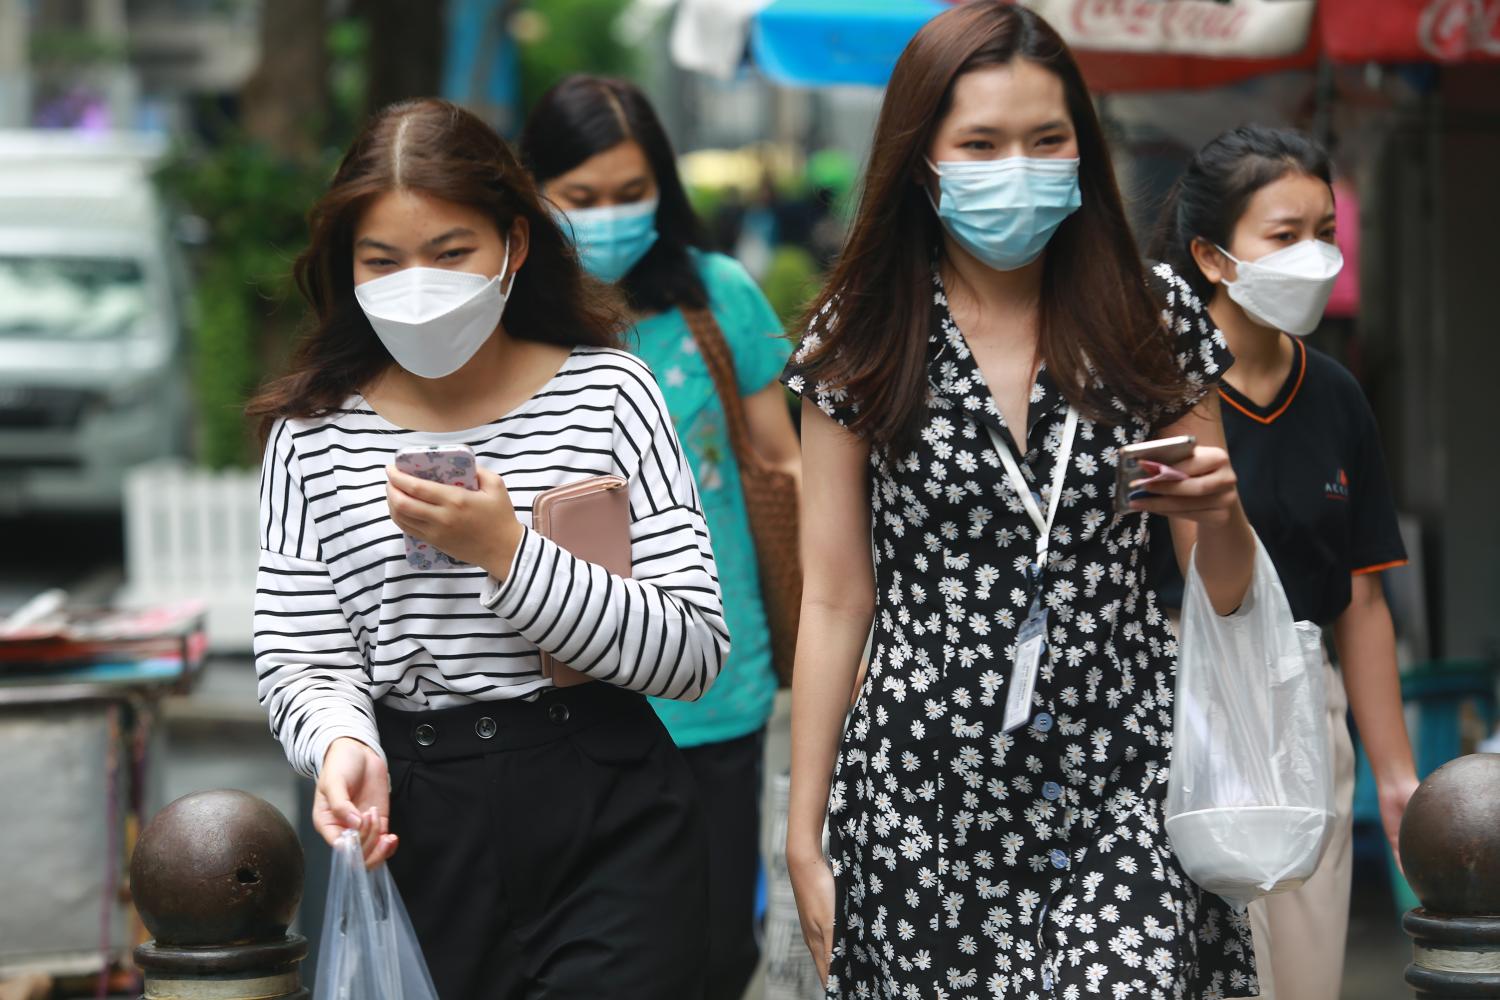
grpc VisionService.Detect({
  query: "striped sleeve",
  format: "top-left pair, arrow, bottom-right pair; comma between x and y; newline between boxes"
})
254,419 -> 381,778
480,365 -> 730,700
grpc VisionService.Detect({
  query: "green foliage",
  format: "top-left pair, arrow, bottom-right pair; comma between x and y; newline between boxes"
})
518,0 -> 638,113
686,184 -> 730,224
761,245 -> 823,332
156,138 -> 333,468
150,15 -> 367,469
192,260 -> 262,472
29,29 -> 128,67
327,18 -> 371,141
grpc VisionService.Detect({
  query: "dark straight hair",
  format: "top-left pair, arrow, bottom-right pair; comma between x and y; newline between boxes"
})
520,75 -> 710,314
247,99 -> 625,440
1150,125 -> 1334,302
796,1 -> 1189,447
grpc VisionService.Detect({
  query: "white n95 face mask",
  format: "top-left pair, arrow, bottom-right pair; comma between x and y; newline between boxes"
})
1217,239 -> 1343,337
354,243 -> 516,379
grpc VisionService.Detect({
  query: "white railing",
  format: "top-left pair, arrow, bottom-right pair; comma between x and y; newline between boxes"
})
122,462 -> 260,653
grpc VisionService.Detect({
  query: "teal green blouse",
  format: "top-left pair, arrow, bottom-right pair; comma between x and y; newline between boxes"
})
637,250 -> 790,748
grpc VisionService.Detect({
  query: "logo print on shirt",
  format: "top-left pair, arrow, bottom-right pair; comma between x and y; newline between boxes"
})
1325,468 -> 1350,501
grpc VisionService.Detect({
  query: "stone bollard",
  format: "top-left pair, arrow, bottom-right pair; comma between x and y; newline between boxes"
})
130,789 -> 309,1000
1400,753 -> 1500,1000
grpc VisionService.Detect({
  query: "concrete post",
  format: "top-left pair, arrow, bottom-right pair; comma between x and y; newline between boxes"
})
1400,754 -> 1500,999
130,790 -> 309,1000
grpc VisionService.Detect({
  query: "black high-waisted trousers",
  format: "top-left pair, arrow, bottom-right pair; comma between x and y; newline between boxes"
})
380,682 -> 708,1000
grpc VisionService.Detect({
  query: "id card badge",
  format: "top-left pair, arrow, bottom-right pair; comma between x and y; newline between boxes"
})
1003,604 -> 1048,733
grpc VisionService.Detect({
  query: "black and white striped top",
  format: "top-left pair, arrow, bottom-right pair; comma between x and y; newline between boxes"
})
254,347 -> 729,777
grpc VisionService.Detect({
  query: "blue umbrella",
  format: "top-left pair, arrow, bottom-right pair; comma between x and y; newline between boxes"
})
748,0 -> 947,87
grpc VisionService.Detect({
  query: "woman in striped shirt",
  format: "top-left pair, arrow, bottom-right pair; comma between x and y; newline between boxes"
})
247,98 -> 728,999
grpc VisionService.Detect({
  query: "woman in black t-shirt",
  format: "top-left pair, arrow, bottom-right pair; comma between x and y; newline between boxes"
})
1151,125 -> 1418,1000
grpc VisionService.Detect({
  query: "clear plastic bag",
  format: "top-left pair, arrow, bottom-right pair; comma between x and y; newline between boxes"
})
1165,536 -> 1335,909
314,829 -> 440,1000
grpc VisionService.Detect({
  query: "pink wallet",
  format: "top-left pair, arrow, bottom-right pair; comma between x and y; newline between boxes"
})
530,475 -> 631,687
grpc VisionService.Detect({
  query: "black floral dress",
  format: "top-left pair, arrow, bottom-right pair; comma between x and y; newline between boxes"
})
781,262 -> 1257,1000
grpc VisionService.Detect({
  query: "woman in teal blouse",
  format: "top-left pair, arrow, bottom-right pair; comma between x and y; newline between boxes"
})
522,76 -> 802,1000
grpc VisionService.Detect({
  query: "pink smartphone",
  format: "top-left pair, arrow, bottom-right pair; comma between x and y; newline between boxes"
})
394,444 -> 479,569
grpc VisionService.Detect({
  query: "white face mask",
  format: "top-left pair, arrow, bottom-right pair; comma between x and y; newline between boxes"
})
354,243 -> 516,379
1217,239 -> 1343,337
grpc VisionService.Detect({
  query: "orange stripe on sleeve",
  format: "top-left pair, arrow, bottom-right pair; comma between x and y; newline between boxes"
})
1353,559 -> 1409,576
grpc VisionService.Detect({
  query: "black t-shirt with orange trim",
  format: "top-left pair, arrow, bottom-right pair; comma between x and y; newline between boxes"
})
1148,336 -> 1407,626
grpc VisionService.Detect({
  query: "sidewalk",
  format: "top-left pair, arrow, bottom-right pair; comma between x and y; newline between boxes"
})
156,669 -> 1411,999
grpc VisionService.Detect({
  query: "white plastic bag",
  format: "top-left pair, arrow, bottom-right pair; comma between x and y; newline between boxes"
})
314,829 -> 439,1000
1165,536 -> 1335,909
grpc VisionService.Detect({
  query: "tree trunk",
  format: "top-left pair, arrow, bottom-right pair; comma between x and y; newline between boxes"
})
241,0 -> 328,159
361,0 -> 449,116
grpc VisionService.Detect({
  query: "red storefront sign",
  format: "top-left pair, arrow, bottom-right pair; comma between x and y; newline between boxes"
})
988,0 -> 1500,93
1026,0 -> 1500,66
1026,0 -> 1316,58
1320,0 -> 1500,62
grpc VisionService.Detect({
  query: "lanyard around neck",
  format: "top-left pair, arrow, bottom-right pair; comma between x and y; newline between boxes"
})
985,406 -> 1079,574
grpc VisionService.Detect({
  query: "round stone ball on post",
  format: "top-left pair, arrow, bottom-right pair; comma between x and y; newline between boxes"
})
130,789 -> 309,1000
1399,753 -> 1500,1000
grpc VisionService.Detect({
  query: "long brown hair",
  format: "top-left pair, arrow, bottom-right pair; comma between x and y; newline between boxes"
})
248,98 -> 624,440
798,2 -> 1187,446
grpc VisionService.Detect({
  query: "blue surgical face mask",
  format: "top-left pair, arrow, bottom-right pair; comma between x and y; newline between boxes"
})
558,198 -> 660,283
926,156 -> 1082,271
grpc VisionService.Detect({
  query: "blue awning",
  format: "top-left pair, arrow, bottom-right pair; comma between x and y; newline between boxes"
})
748,0 -> 947,87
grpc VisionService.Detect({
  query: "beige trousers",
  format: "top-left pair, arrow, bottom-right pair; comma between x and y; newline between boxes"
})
1249,658 -> 1357,1000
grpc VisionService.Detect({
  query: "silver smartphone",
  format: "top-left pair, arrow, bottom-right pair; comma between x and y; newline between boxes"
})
1115,435 -> 1196,514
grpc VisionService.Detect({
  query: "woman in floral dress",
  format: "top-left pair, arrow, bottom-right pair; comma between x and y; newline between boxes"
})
783,5 -> 1260,999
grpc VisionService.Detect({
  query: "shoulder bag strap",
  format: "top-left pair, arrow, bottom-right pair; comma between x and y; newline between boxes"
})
681,306 -> 761,473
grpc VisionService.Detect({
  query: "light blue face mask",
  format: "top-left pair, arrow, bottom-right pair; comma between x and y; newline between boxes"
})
926,156 -> 1082,271
558,198 -> 660,283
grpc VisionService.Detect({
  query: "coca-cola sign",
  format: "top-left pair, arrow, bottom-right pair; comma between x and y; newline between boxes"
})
1418,0 -> 1500,59
1316,0 -> 1500,62
1023,0 -> 1315,58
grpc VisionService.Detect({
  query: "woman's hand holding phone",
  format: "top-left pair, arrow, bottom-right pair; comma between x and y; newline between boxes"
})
316,737 -> 398,870
1125,445 -> 1241,525
387,464 -> 526,579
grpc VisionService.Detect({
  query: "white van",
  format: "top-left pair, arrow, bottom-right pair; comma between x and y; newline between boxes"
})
0,130 -> 192,514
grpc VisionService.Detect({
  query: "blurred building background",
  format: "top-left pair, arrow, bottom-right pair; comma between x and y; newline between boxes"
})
0,1 -> 1497,997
